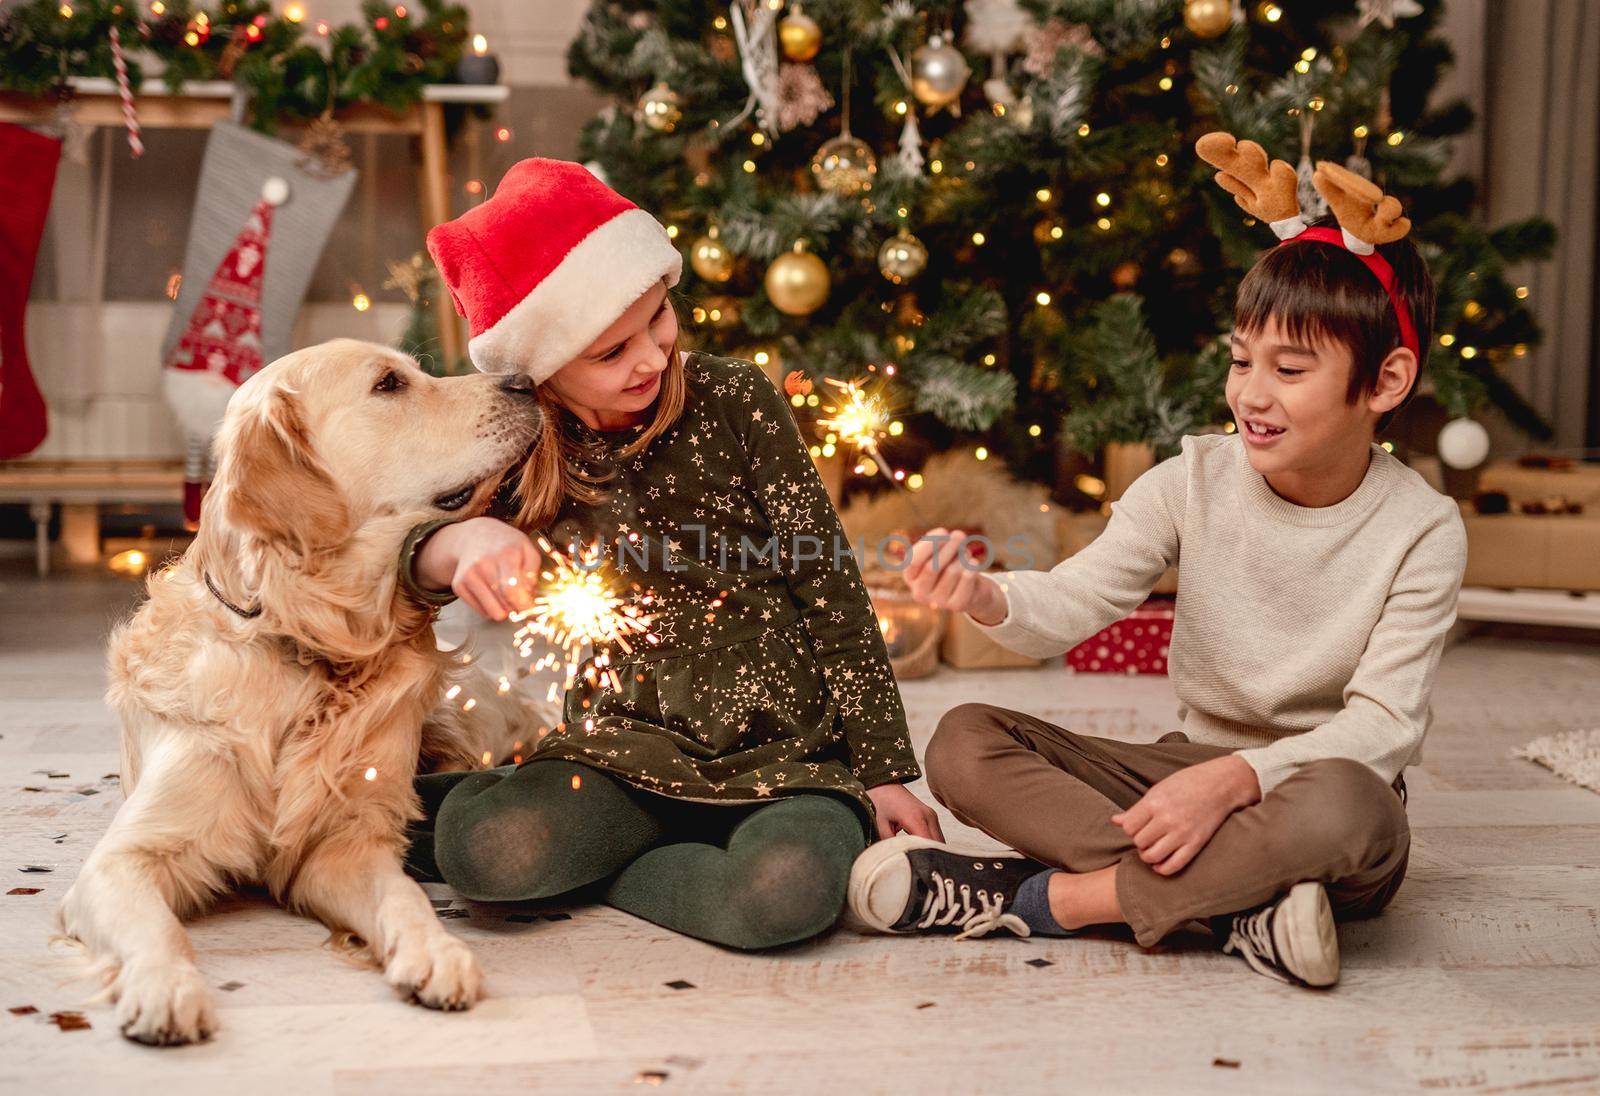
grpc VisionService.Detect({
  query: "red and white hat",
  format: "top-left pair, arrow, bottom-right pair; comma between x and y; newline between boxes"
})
426,159 -> 682,380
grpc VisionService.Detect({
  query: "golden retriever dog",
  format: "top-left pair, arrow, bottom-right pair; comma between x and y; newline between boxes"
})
59,339 -> 539,1046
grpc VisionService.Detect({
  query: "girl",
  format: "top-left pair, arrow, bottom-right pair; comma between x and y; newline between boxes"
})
400,158 -> 941,951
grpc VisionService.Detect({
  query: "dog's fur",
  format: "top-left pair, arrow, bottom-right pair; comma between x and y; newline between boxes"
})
59,340 -> 539,1046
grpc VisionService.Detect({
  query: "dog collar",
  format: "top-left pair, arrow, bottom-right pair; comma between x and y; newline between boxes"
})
204,571 -> 262,620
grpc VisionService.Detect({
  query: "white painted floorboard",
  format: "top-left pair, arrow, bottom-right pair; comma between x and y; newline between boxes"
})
2,558 -> 1599,1093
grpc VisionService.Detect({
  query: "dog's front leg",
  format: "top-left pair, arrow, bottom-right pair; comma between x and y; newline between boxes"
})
290,839 -> 482,1011
58,744 -> 242,1045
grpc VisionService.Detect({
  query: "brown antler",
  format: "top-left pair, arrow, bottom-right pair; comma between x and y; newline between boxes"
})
1311,160 -> 1410,247
1194,131 -> 1300,224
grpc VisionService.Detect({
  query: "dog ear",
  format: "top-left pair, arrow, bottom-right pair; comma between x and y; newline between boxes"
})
215,387 -> 349,554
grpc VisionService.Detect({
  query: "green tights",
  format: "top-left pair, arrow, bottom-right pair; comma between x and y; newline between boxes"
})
407,759 -> 866,951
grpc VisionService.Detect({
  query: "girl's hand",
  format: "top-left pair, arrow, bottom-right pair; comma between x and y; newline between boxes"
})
1110,755 -> 1261,876
416,516 -> 542,622
866,783 -> 945,842
902,528 -> 1008,626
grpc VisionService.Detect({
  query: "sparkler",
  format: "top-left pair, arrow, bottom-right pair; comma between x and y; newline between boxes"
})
510,537 -> 655,700
815,375 -> 930,521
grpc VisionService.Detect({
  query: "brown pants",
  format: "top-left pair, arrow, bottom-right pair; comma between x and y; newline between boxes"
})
926,704 -> 1411,947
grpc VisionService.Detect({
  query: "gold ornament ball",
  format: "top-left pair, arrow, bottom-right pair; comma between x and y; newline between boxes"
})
779,10 -> 821,62
690,233 -> 735,283
1111,260 -> 1141,290
911,35 -> 971,109
1183,0 -> 1232,38
810,134 -> 877,195
877,232 -> 928,284
637,82 -> 683,133
765,247 -> 831,316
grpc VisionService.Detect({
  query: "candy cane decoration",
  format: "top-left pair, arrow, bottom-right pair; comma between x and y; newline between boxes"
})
108,26 -> 144,158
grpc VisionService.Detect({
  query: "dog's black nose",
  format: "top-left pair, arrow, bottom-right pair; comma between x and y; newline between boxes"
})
499,373 -> 538,398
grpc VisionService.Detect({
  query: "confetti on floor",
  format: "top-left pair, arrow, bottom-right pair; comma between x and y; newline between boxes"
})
8,888 -> 42,895
664,980 -> 696,991
1024,958 -> 1053,968
10,1005 -> 39,1016
1212,1058 -> 1242,1069
48,1011 -> 91,1032
915,1002 -> 936,1009
219,981 -> 245,992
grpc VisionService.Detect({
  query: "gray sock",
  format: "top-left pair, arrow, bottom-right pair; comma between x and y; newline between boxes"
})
1012,869 -> 1074,937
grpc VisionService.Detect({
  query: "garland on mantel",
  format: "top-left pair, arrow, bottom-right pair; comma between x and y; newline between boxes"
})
0,0 -> 477,131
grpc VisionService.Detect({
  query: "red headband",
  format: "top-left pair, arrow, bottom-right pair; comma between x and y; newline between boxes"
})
1281,226 -> 1420,360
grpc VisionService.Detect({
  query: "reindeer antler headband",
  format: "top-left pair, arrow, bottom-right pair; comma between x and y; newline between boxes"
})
1195,131 -> 1419,359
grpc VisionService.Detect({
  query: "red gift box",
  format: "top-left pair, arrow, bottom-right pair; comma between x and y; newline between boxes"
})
1065,597 -> 1174,675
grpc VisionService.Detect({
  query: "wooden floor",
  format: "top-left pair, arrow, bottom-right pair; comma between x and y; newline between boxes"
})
3,553 -> 1599,1094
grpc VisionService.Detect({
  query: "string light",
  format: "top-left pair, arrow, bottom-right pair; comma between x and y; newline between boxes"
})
1515,285 -> 1530,299
1155,153 -> 1169,166
1077,123 -> 1090,137
1035,291 -> 1052,306
1158,76 -> 1173,90
472,33 -> 489,55
1460,346 -> 1478,359
1387,131 -> 1404,146
983,353 -> 996,366
1036,187 -> 1052,202
150,1 -> 164,12
496,127 -> 512,142
974,447 -> 989,461
1353,124 -> 1369,139
1028,424 -> 1043,437
1439,334 -> 1455,347
284,2 -> 306,23
352,291 -> 371,312
971,232 -> 986,245
364,767 -> 377,781
1095,192 -> 1111,207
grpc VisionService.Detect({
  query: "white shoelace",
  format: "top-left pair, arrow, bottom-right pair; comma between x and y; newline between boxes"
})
916,872 -> 1032,940
1223,907 -> 1291,985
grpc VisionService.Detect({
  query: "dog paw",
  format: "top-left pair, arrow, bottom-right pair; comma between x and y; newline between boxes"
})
384,931 -> 482,1012
114,960 -> 218,1046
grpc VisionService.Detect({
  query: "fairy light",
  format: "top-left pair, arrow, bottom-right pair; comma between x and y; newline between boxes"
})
352,292 -> 371,312
1158,76 -> 1173,90
983,353 -> 996,366
665,224 -> 679,239
1077,123 -> 1090,136
1516,285 -> 1530,299
907,474 -> 924,491
743,159 -> 757,173
1353,124 -> 1369,139
974,447 -> 989,461
472,33 -> 489,55
895,101 -> 908,116
150,1 -> 165,12
284,2 -> 306,23
1035,291 -> 1052,306
1029,424 -> 1043,437
496,127 -> 512,142
1096,217 -> 1112,230
1261,3 -> 1283,22
1460,346 -> 1478,359
971,232 -> 986,245
1294,60 -> 1311,74
1036,188 -> 1052,203
1387,131 -> 1404,146
753,350 -> 771,366
364,767 -> 377,781
59,3 -> 72,16
751,132 -> 765,146
465,179 -> 484,195
930,159 -> 943,174
1439,333 -> 1455,347
1095,192 -> 1111,207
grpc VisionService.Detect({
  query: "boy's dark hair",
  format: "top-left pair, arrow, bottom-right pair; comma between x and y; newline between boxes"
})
1235,214 -> 1436,431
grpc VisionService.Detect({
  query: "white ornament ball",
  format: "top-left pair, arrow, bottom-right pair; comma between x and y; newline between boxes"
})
911,35 -> 971,110
1437,417 -> 1491,470
261,176 -> 290,206
877,232 -> 928,284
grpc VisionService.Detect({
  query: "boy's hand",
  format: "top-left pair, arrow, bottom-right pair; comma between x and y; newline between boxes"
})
1111,755 -> 1261,876
866,783 -> 945,842
417,516 -> 542,622
902,528 -> 1008,626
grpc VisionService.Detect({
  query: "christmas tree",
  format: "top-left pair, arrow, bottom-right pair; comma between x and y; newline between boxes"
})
568,0 -> 1554,492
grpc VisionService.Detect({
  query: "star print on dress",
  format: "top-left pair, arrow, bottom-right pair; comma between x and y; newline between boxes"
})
517,356 -> 919,833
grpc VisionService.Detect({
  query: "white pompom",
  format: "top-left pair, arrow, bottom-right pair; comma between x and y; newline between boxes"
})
1437,417 -> 1491,470
261,176 -> 290,206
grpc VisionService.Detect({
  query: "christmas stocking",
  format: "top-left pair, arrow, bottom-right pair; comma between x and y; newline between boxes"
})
0,124 -> 63,460
163,121 -> 356,522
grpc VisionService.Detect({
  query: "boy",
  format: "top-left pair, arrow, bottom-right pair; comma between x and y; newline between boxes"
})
847,179 -> 1467,987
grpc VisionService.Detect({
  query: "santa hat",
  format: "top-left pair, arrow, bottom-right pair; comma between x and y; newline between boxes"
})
426,159 -> 682,380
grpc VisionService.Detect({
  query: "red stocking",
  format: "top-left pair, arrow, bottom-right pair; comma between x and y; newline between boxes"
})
0,124 -> 62,460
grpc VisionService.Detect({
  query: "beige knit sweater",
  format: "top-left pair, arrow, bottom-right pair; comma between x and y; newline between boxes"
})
981,433 -> 1468,793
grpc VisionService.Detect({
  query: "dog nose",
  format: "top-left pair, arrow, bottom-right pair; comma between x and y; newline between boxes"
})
499,373 -> 537,398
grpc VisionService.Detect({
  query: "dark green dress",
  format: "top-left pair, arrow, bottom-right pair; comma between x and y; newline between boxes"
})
528,354 -> 919,832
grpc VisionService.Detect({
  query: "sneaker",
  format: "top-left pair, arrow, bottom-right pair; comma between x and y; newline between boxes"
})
847,833 -> 1041,940
1221,881 -> 1339,987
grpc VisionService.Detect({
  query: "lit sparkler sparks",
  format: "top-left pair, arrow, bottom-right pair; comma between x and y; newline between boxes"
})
511,537 -> 655,700
817,377 -> 898,478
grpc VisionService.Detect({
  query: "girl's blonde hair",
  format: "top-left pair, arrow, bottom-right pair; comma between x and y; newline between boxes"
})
511,304 -> 688,532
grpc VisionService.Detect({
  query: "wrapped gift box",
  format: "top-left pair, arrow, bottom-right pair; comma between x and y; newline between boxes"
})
1065,597 -> 1174,675
941,608 -> 1043,670
1460,504 -> 1600,592
1478,459 -> 1600,510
